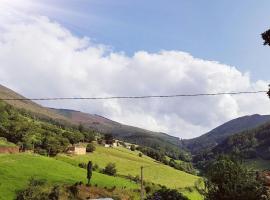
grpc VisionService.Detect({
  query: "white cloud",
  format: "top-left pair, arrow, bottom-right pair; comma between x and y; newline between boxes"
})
0,10 -> 270,138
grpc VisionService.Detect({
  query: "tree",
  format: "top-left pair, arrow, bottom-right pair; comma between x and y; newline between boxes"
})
262,29 -> 270,46
86,143 -> 96,153
104,134 -> 114,144
204,155 -> 266,200
78,123 -> 84,133
87,161 -> 92,185
146,187 -> 188,200
103,163 -> 117,176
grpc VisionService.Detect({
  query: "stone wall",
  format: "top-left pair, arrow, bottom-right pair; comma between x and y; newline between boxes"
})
0,146 -> 19,154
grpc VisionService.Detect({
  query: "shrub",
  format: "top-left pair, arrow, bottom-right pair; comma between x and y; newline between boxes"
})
86,143 -> 95,153
130,144 -> 136,151
138,152 -> 143,157
145,186 -> 151,194
103,163 -> 117,176
146,187 -> 188,200
92,163 -> 99,171
78,162 -> 87,169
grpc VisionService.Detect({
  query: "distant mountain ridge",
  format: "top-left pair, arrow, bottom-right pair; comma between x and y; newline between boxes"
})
0,84 -> 182,155
183,114 -> 270,153
52,108 -> 182,152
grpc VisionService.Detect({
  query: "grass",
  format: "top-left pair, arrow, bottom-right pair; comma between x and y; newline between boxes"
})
56,146 -> 203,199
0,138 -> 16,147
0,153 -> 138,200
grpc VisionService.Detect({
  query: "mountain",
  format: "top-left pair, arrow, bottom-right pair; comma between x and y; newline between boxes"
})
183,114 -> 270,154
213,120 -> 270,160
0,84 -> 71,124
0,84 -> 184,157
52,108 -> 183,156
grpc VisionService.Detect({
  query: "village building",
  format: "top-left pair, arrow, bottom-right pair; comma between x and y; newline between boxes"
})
66,145 -> 86,155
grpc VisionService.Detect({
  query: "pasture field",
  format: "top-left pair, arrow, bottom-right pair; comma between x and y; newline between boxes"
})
0,153 -> 138,200
56,145 -> 203,200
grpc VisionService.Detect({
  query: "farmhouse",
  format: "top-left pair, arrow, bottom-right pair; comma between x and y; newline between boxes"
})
66,145 -> 86,155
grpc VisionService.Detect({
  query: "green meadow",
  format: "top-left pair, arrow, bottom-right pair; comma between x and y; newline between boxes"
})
56,146 -> 203,199
0,153 -> 138,200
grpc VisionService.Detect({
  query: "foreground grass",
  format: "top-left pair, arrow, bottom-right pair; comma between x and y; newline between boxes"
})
56,146 -> 203,199
0,153 -> 138,200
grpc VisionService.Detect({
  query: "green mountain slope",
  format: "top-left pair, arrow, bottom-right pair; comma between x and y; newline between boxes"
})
213,120 -> 270,160
53,108 -> 186,159
183,114 -> 270,153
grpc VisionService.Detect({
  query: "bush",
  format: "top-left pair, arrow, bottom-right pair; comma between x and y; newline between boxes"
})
130,144 -> 136,151
86,143 -> 95,152
78,162 -> 87,169
145,186 -> 151,194
204,155 -> 266,200
138,152 -> 143,157
146,187 -> 188,200
103,163 -> 117,176
92,163 -> 99,171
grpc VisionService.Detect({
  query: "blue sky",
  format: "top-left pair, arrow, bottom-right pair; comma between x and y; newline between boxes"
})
36,0 -> 270,80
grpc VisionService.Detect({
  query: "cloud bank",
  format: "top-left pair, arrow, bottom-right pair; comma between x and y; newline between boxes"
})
0,9 -> 270,138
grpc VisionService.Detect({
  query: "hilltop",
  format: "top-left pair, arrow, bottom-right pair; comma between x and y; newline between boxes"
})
182,114 -> 270,153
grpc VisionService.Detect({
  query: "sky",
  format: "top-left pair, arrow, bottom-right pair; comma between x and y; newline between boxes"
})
0,0 -> 270,138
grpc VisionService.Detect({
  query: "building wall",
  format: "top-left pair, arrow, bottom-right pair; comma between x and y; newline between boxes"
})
74,147 -> 86,155
0,146 -> 19,154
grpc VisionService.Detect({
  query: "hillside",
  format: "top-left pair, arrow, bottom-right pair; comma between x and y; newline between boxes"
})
183,114 -> 270,153
0,84 -> 184,158
55,145 -> 203,199
213,120 -> 270,160
0,84 -> 71,124
0,153 -> 138,200
53,108 -> 185,159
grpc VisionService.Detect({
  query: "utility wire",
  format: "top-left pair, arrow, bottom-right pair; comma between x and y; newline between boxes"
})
0,91 -> 267,101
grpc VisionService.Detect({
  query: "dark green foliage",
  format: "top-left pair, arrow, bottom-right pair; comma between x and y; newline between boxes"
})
62,130 -> 84,145
104,133 -> 114,144
78,162 -> 87,169
145,187 -> 188,200
183,114 -> 270,154
137,146 -> 166,163
130,144 -> 136,151
16,178 -> 59,200
83,131 -> 96,143
103,163 -> 117,176
92,163 -> 99,171
137,146 -> 195,174
0,100 -> 90,156
262,29 -> 270,46
145,186 -> 151,194
86,143 -> 96,152
87,161 -> 92,185
138,152 -> 143,157
204,155 -> 266,200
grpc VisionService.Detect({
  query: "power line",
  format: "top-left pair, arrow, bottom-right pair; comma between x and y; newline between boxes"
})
0,90 -> 267,101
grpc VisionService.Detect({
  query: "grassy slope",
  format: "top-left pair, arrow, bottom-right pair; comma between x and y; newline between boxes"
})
56,146 -> 203,200
0,153 -> 138,200
0,139 -> 16,147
